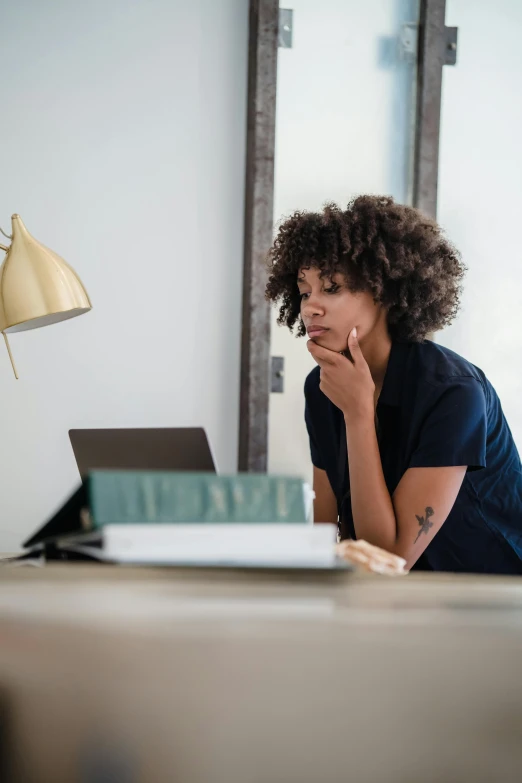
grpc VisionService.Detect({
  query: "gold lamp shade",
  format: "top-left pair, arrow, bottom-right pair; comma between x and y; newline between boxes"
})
0,214 -> 92,377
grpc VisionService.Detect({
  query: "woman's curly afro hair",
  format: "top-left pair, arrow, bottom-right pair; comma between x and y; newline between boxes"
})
265,195 -> 466,342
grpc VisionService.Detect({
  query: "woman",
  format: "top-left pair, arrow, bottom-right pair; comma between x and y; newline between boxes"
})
266,196 -> 522,574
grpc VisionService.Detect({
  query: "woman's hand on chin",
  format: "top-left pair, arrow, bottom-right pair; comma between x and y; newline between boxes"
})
307,328 -> 375,424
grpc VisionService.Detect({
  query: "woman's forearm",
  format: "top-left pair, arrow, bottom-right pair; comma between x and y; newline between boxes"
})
345,415 -> 398,551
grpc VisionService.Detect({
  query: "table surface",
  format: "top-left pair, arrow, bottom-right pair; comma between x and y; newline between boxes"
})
0,564 -> 521,783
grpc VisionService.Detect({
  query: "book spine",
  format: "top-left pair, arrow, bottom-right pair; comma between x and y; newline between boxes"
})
89,473 -> 307,527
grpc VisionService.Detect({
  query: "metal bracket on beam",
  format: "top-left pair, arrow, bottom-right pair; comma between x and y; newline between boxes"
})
400,23 -> 418,61
279,9 -> 293,48
401,22 -> 457,65
444,26 -> 458,65
271,357 -> 285,393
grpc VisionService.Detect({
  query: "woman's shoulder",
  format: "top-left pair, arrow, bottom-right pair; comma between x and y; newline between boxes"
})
407,339 -> 488,389
399,340 -> 498,420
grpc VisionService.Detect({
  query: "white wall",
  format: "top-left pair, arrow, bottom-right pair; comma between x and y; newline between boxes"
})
0,0 -> 248,550
438,0 -> 522,449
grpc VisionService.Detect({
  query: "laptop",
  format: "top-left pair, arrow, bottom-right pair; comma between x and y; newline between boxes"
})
69,427 -> 217,479
22,428 -> 216,550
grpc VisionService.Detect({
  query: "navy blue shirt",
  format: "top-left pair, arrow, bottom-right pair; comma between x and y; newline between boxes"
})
304,339 -> 522,574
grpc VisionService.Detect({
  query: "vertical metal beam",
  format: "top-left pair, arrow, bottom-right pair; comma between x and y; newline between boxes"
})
238,0 -> 279,472
413,0 -> 447,218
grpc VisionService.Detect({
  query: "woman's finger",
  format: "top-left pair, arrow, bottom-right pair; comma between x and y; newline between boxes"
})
347,327 -> 365,365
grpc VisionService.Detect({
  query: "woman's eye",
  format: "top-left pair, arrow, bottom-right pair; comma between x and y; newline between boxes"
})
299,292 -> 310,300
324,285 -> 340,294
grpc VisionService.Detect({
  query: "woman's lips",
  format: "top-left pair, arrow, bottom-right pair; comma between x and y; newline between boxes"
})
307,326 -> 329,339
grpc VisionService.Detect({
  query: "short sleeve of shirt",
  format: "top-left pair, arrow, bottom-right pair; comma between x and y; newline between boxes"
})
408,377 -> 487,471
304,372 -> 325,470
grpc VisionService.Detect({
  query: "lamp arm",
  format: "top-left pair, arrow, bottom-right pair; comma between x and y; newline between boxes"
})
0,226 -> 17,377
2,334 -> 18,380
0,225 -> 12,252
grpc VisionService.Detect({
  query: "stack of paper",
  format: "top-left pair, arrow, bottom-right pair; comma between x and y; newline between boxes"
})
62,523 -> 339,569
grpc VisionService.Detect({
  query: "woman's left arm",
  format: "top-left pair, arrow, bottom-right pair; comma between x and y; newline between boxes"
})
345,411 -> 466,567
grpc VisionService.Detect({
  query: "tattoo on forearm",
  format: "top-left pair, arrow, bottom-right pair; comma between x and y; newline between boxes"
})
414,506 -> 434,543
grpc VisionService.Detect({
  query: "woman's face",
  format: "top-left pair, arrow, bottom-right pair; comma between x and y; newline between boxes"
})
298,267 -> 385,352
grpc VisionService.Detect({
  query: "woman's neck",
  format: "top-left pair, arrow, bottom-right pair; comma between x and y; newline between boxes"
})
360,327 -> 392,398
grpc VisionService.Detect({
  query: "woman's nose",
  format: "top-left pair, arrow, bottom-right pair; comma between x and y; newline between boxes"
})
302,296 -> 325,318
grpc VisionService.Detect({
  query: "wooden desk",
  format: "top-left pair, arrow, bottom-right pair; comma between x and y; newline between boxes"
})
0,564 -> 521,782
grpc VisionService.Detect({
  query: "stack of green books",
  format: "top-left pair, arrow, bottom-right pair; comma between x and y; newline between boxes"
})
63,471 -> 336,568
